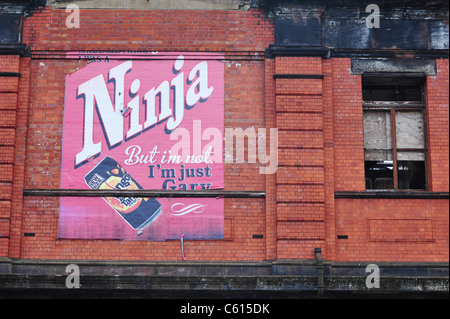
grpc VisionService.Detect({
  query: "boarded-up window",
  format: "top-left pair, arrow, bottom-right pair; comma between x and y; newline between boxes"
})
364,111 -> 393,161
363,75 -> 427,190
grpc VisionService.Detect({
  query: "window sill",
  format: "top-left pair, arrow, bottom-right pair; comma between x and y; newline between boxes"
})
335,191 -> 449,199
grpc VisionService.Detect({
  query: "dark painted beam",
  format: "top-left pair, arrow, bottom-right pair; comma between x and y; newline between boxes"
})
23,189 -> 267,198
273,74 -> 324,79
267,2 -> 449,55
268,45 -> 330,58
0,72 -> 21,78
335,191 -> 449,199
0,44 -> 29,56
260,0 -> 449,9
268,45 -> 449,59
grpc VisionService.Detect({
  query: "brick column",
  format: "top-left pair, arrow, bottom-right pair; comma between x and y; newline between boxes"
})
426,59 -> 449,193
264,58 -> 277,260
0,55 -> 21,257
274,57 -> 326,260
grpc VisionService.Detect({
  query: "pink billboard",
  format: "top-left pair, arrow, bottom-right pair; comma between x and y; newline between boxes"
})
59,52 -> 224,241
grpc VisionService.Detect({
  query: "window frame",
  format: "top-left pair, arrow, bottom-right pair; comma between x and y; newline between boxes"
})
362,74 -> 429,192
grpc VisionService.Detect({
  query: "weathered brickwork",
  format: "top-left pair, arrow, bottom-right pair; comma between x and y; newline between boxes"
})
0,7 -> 448,264
0,55 -> 21,256
427,59 -> 450,193
335,199 -> 449,262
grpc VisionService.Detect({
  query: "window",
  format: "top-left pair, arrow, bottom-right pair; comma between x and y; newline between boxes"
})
363,75 -> 427,191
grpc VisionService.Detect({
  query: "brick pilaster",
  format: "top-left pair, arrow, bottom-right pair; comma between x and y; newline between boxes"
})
0,55 -> 21,256
274,57 -> 326,259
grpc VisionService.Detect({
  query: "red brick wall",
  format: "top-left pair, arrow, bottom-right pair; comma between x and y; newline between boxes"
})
11,8 -> 273,261
427,59 -> 450,193
264,58 -> 277,261
329,58 -> 449,263
22,8 -> 273,52
272,56 -> 449,262
335,199 -> 449,262
0,55 -> 21,257
330,58 -> 366,192
274,57 -> 326,260
1,7 -> 448,263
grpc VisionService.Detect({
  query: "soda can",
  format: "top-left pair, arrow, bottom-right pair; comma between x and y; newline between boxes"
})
84,156 -> 162,231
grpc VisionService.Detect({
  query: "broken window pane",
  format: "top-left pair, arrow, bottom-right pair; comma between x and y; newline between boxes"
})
362,76 -> 424,102
365,161 -> 394,190
364,111 -> 392,151
398,161 -> 426,190
363,85 -> 423,101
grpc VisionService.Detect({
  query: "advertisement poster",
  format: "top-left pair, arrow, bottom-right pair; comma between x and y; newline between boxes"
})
59,52 -> 224,241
